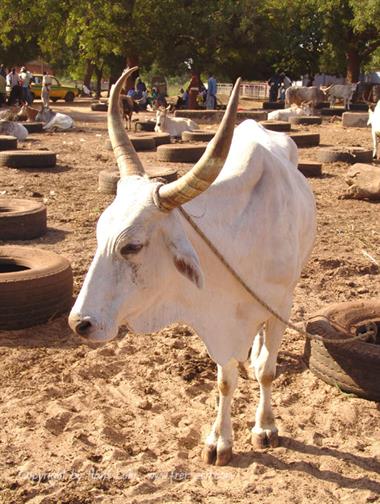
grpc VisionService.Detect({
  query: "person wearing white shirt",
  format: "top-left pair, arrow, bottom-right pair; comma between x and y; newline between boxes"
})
20,66 -> 33,104
41,71 -> 52,107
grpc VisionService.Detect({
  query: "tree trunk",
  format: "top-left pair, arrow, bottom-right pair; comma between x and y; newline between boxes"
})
346,49 -> 361,83
94,65 -> 103,99
107,55 -> 126,97
83,59 -> 94,89
125,55 -> 139,91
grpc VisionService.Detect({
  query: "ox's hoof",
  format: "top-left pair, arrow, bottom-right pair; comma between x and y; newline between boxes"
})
215,446 -> 233,466
202,445 -> 217,465
251,429 -> 279,449
202,444 -> 233,466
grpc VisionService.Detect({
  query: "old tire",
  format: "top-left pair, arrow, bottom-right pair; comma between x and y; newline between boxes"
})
98,170 -> 120,194
0,150 -> 57,169
135,121 -> 156,132
98,167 -> 177,194
0,198 -> 47,240
157,143 -> 207,163
152,133 -> 171,146
349,103 -> 368,112
304,299 -> 380,401
297,161 -> 322,177
0,246 -> 73,329
129,135 -> 156,151
261,121 -> 291,132
91,103 -> 108,112
181,130 -> 215,142
289,116 -> 322,126
0,135 -> 17,151
317,147 -> 372,164
320,108 -> 345,117
262,101 -> 284,110
289,133 -> 320,147
20,122 -> 44,134
64,92 -> 75,103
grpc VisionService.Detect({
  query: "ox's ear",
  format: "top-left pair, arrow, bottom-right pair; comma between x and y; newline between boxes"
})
164,220 -> 204,289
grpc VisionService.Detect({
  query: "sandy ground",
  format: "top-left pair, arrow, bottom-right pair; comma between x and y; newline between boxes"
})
0,99 -> 379,503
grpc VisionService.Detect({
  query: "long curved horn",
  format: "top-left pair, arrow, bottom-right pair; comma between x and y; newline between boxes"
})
156,77 -> 241,211
108,67 -> 145,178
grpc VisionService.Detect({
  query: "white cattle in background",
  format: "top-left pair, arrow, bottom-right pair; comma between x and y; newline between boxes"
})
268,103 -> 312,122
154,106 -> 199,137
322,83 -> 357,109
69,68 -> 316,467
285,86 -> 325,108
368,101 -> 380,159
0,120 -> 28,140
36,107 -> 74,131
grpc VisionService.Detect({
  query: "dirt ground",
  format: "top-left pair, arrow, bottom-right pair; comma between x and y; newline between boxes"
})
0,98 -> 379,504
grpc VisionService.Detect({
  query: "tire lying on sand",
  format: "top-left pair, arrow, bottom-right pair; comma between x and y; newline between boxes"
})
105,133 -> 170,151
297,161 -> 323,177
181,130 -> 216,142
320,108 -> 345,117
91,103 -> 108,112
304,299 -> 380,401
98,170 -> 120,194
153,133 -> 171,146
262,101 -> 285,110
105,136 -> 156,152
260,121 -> 291,132
20,122 -> 44,134
288,133 -> 320,147
129,135 -> 157,151
0,150 -> 57,169
98,166 -> 178,194
289,116 -> 322,126
317,147 -> 372,164
157,143 -> 207,163
0,246 -> 73,329
0,198 -> 47,240
0,135 -> 17,151
134,121 -> 156,132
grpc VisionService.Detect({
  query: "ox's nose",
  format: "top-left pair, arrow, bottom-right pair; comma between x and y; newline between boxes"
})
68,313 -> 94,337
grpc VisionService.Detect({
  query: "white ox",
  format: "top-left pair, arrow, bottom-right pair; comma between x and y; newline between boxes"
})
154,106 -> 199,136
285,86 -> 325,108
36,107 -> 74,131
267,103 -> 312,122
322,83 -> 357,109
0,120 -> 28,140
368,100 -> 380,159
69,68 -> 316,466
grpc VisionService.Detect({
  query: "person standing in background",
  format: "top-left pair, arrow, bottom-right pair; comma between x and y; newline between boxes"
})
268,72 -> 282,102
19,66 -> 33,104
41,71 -> 52,107
7,68 -> 22,105
206,73 -> 217,110
0,72 -> 6,107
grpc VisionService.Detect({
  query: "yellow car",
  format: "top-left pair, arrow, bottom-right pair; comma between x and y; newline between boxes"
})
30,74 -> 79,102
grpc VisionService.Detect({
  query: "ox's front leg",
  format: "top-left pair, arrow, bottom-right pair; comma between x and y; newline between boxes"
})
251,315 -> 288,448
203,358 -> 238,466
372,130 -> 379,159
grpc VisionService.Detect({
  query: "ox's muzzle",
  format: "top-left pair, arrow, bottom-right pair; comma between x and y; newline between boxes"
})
68,312 -> 96,338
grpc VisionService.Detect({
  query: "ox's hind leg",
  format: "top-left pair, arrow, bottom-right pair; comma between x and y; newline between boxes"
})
203,358 -> 238,466
251,309 -> 290,449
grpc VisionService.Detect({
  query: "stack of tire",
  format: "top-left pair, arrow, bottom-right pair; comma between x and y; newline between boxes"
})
0,132 -> 72,328
0,132 -> 57,170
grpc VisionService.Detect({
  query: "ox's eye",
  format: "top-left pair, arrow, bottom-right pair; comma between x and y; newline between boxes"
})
119,243 -> 144,257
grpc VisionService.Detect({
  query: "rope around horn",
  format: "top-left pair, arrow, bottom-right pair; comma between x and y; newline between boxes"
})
179,207 -> 376,344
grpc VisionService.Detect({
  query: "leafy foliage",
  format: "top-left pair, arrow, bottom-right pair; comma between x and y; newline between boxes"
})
0,0 -> 379,82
